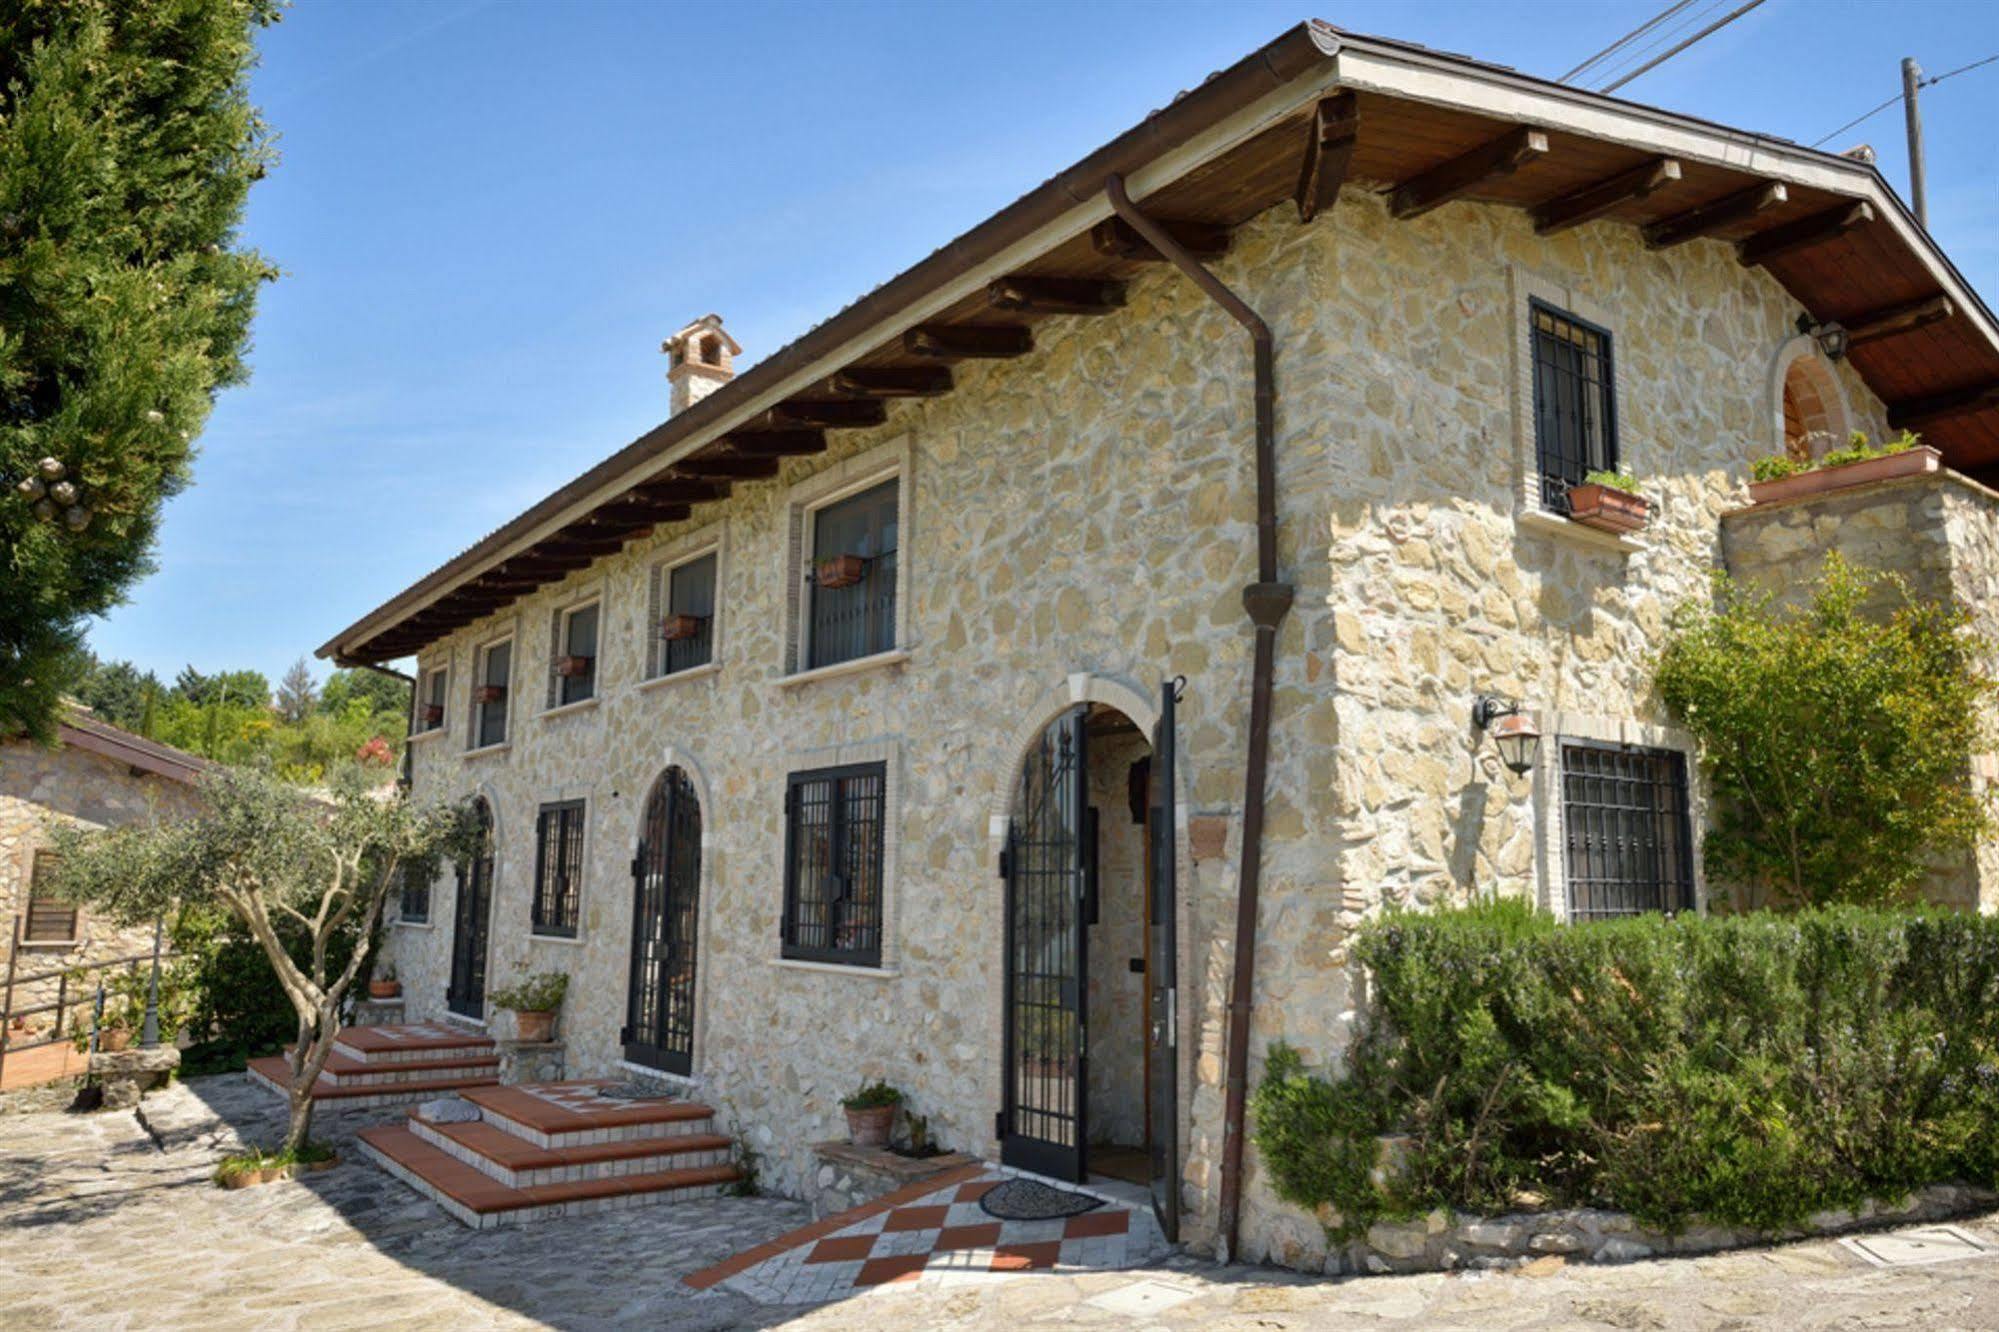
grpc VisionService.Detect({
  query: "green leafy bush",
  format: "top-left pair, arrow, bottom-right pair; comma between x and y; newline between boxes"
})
489,971 -> 569,1013
1750,429 -> 1923,484
841,1081 -> 903,1110
1252,901 -> 1999,1239
1656,554 -> 1991,908
1580,468 -> 1641,494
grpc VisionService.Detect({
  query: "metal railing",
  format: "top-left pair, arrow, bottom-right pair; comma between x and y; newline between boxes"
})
0,915 -> 174,1087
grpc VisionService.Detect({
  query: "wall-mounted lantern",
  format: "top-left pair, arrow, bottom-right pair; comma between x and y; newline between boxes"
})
1472,694 -> 1541,777
1796,311 -> 1850,363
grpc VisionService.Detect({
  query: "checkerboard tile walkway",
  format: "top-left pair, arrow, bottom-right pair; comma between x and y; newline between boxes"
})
683,1167 -> 1169,1305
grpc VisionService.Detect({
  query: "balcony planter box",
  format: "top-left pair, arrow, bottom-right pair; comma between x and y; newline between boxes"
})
472,685 -> 507,705
1747,445 -> 1943,505
816,554 -> 867,590
660,614 -> 708,642
1565,483 -> 1652,534
554,655 -> 594,679
421,704 -> 445,727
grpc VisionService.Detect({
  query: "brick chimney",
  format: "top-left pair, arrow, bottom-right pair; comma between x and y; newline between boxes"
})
663,314 -> 740,415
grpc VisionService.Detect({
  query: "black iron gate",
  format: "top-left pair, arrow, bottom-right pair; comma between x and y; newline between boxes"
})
624,767 -> 702,1074
446,799 -> 493,1020
1001,706 -> 1091,1181
1147,679 -> 1182,1239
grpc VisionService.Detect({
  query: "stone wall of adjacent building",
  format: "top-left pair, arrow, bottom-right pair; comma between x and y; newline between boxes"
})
1720,468 -> 1999,912
0,739 -> 200,1042
379,179 -> 1918,1268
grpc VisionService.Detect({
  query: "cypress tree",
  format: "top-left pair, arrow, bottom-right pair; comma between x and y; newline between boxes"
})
0,0 -> 278,741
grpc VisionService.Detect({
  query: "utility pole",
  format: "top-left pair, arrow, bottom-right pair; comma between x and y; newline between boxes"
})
1902,56 -> 1928,229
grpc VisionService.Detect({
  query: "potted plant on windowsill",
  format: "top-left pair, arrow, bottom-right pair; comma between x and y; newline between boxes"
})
472,684 -> 506,705
1564,470 -> 1652,534
816,554 -> 867,589
1747,430 -> 1939,505
490,971 -> 568,1043
554,655 -> 593,679
660,613 -> 707,641
421,703 -> 445,727
841,1081 -> 902,1149
368,962 -> 401,1000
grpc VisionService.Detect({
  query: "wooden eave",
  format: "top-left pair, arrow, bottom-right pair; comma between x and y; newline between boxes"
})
323,22 -> 1999,666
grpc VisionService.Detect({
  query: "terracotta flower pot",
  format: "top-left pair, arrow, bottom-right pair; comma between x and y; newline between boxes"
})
304,1153 -> 339,1173
368,980 -> 402,1000
422,703 -> 445,726
555,655 -> 593,679
219,1169 -> 259,1190
98,1027 -> 133,1053
514,1010 -> 555,1043
1746,445 -> 1942,505
473,684 -> 507,705
844,1103 -> 896,1148
660,614 -> 707,642
816,555 -> 867,590
1565,483 -> 1652,534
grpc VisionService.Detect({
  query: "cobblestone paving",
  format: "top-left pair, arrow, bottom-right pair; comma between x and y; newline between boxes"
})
3,1073 -> 1999,1330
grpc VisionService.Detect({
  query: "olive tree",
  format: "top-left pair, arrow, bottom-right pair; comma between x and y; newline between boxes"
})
50,764 -> 467,1151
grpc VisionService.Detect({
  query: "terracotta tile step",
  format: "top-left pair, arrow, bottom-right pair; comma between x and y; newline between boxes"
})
459,1083 -> 717,1137
331,1038 -> 497,1067
411,1113 -> 733,1171
357,1124 -> 740,1215
248,1055 -> 500,1102
337,1024 -> 498,1056
287,1047 -> 500,1083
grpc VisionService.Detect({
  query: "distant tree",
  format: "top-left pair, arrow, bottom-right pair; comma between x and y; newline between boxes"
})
50,765 -> 469,1152
318,667 -> 409,721
72,653 -> 160,730
275,657 -> 317,724
0,1 -> 280,744
174,665 -> 270,709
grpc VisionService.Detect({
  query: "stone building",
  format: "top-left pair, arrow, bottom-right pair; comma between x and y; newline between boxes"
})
1,708 -> 207,1050
319,25 -> 1999,1269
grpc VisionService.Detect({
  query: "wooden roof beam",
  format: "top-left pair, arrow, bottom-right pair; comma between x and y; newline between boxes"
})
746,398 -> 888,429
672,453 -> 783,479
987,276 -> 1127,315
1889,379 -> 1999,431
830,366 -> 953,398
726,429 -> 827,457
592,501 -> 686,526
1739,201 -> 1875,267
1844,294 -> 1955,348
1390,126 -> 1550,220
904,324 -> 1033,359
1089,216 -> 1228,262
1294,92 -> 1360,223
1532,157 -> 1681,235
627,480 -> 725,505
1643,181 -> 1786,248
497,556 -> 592,577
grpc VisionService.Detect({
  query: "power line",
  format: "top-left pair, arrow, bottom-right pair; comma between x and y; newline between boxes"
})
1600,0 -> 1770,93
1811,53 -> 1999,148
1586,0 -> 1731,90
1559,0 -> 1701,84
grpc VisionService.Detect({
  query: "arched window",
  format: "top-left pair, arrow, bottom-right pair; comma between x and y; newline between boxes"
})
1779,347 -> 1849,463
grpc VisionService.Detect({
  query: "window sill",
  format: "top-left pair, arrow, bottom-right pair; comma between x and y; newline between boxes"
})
20,938 -> 82,952
406,728 -> 447,746
1517,509 -> 1643,556
394,919 -> 434,931
539,696 -> 600,720
529,931 -> 585,946
638,662 -> 722,693
779,648 -> 910,690
463,742 -> 511,761
770,956 -> 900,980
615,1058 -> 697,1086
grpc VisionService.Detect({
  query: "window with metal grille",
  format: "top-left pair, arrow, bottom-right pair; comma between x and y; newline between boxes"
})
417,666 -> 447,733
1560,741 -> 1694,920
399,864 -> 430,923
473,639 -> 511,749
655,552 -> 716,677
531,800 -> 586,937
807,480 -> 898,670
1530,301 -> 1617,511
782,763 -> 886,965
23,850 -> 77,943
549,602 -> 599,707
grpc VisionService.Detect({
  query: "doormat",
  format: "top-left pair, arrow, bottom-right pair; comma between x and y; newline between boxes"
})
979,1177 -> 1106,1221
597,1081 -> 677,1101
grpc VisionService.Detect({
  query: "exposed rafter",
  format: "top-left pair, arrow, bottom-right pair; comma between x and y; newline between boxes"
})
1844,294 -> 1955,348
987,276 -> 1128,315
830,365 -> 953,398
627,480 -> 725,505
904,324 -> 1034,359
1293,92 -> 1360,224
1089,216 -> 1228,262
1642,181 -> 1786,248
1889,379 -> 1999,431
672,454 -> 783,479
1389,126 -> 1549,220
1738,201 -> 1874,268
725,429 -> 828,457
1531,156 -> 1681,235
758,398 -> 889,429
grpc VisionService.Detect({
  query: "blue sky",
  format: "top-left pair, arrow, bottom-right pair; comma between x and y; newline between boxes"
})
87,0 -> 1999,685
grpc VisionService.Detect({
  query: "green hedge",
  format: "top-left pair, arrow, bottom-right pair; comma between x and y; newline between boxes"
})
1252,901 -> 1999,1238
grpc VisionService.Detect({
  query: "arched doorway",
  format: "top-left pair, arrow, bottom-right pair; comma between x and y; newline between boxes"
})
625,766 -> 702,1075
1779,343 -> 1849,463
447,798 -> 495,1021
999,683 -> 1180,1238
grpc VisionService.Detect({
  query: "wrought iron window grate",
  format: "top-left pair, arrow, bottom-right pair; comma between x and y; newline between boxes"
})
1530,301 -> 1617,512
807,480 -> 898,670
398,865 -> 430,924
531,800 -> 586,937
1561,741 -> 1693,920
782,763 -> 886,965
660,553 -> 717,676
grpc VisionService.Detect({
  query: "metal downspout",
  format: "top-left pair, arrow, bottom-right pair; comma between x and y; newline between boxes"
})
1105,175 -> 1292,1261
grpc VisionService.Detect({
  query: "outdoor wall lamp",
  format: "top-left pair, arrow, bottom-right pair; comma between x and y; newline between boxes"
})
1796,311 -> 1850,363
1472,694 -> 1541,777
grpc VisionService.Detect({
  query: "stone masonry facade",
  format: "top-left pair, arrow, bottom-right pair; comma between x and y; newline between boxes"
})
378,180 -> 1976,1272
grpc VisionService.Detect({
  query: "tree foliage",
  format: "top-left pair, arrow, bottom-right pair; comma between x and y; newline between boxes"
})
0,0 -> 279,742
49,764 -> 469,1151
1655,554 -> 1993,908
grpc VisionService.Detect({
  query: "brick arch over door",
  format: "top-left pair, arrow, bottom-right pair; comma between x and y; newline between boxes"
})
1770,334 -> 1853,463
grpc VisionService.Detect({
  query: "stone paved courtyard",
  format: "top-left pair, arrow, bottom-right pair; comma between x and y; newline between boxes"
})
3,1072 -> 1999,1330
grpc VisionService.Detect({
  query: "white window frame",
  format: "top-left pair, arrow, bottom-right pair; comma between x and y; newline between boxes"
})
467,631 -> 516,754
781,436 -> 913,683
642,520 -> 727,686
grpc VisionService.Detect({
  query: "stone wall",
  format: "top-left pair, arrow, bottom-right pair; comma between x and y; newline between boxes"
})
0,738 -> 200,1040
379,181 -> 1916,1268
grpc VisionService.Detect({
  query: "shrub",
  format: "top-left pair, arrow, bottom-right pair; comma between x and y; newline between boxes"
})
1750,429 -> 1923,484
1581,468 -> 1641,494
1656,554 -> 1991,908
488,971 -> 569,1013
1251,902 -> 1999,1239
841,1081 -> 903,1111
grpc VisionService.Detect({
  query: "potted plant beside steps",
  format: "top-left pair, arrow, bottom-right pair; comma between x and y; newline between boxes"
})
490,971 -> 568,1043
841,1081 -> 902,1148
1564,469 -> 1652,535
368,962 -> 401,1000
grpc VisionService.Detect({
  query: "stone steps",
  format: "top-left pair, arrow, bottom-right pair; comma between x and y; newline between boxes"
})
287,1047 -> 501,1089
247,1055 -> 501,1108
407,1110 -> 734,1188
455,1082 -> 717,1150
